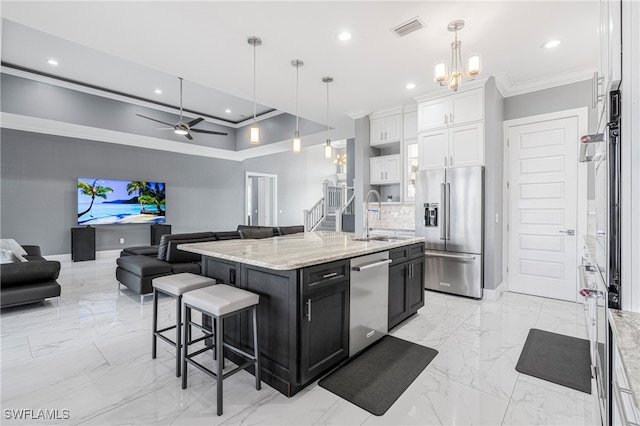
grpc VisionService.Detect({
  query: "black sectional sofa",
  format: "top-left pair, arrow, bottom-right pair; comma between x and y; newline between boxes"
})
1,245 -> 61,308
115,225 -> 304,299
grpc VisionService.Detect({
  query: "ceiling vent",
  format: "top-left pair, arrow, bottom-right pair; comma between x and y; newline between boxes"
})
391,17 -> 424,37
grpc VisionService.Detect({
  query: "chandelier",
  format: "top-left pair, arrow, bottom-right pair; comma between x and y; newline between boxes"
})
433,20 -> 482,92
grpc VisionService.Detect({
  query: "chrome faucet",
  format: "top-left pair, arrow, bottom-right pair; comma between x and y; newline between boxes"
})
364,189 -> 381,237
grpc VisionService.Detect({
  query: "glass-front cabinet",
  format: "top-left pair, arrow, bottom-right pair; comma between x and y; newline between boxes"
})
404,140 -> 418,201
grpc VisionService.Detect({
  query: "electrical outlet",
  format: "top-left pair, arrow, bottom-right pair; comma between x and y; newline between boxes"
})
119,238 -> 124,244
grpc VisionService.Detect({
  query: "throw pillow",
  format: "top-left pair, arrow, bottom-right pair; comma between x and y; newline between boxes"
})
0,249 -> 19,264
0,239 -> 28,256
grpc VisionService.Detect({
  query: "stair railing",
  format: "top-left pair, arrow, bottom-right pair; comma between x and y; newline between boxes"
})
323,180 -> 344,216
303,197 -> 325,231
335,187 -> 355,232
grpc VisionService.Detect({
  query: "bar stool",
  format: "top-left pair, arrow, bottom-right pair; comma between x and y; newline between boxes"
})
151,273 -> 216,377
181,284 -> 261,416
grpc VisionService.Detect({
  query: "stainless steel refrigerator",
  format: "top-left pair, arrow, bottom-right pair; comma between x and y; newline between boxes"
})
415,166 -> 484,299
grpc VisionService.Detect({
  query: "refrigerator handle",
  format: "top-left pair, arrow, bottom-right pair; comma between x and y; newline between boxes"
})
445,182 -> 451,240
440,183 -> 446,240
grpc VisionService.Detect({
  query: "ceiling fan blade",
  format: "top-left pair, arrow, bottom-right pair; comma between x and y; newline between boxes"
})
153,128 -> 175,131
190,128 -> 229,136
136,114 -> 175,127
186,117 -> 204,127
185,132 -> 194,140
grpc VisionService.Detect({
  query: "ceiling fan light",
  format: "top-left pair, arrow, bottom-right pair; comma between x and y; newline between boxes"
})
174,128 -> 188,135
250,125 -> 260,144
324,140 -> 333,159
467,53 -> 481,77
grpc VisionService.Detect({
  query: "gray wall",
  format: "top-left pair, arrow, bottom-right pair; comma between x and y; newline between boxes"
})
242,144 -> 336,226
505,79 -> 596,199
504,80 -> 597,127
0,129 -> 244,255
483,78 -> 505,290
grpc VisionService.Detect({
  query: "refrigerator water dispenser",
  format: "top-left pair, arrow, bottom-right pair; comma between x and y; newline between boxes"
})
423,203 -> 438,227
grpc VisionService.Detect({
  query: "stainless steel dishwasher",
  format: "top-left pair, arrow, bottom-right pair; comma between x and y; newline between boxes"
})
349,251 -> 390,356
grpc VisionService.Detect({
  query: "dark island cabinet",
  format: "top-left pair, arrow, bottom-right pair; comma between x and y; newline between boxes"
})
388,243 -> 426,330
299,268 -> 349,384
200,257 -> 349,397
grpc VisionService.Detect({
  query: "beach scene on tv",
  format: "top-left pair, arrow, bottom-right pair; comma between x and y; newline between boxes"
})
77,178 -> 166,225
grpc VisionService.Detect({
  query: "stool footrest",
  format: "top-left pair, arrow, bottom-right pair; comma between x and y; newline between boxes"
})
222,342 -> 256,361
156,324 -> 177,334
156,333 -> 177,347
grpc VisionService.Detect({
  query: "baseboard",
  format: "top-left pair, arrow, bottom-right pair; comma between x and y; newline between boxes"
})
46,249 -> 121,262
483,282 -> 506,301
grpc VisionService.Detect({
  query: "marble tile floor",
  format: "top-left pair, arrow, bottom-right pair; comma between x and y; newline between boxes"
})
1,253 -> 594,425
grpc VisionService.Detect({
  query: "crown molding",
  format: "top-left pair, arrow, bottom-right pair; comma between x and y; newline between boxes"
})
494,66 -> 598,98
344,109 -> 371,120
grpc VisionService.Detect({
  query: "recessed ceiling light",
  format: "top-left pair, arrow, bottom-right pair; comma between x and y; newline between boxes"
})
46,59 -> 58,66
154,89 -> 162,95
337,32 -> 352,41
225,108 -> 231,113
405,82 -> 416,89
541,39 -> 561,49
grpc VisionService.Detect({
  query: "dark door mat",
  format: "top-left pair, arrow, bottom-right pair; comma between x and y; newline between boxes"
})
318,335 -> 438,416
516,328 -> 591,394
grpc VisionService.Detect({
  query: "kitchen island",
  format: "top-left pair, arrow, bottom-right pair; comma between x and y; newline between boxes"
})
179,231 -> 425,397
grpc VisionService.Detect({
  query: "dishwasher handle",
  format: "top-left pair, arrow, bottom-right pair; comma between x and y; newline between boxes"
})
352,259 -> 392,272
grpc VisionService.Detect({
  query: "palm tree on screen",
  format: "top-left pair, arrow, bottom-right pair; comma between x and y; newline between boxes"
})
126,181 -> 147,213
77,180 -> 113,218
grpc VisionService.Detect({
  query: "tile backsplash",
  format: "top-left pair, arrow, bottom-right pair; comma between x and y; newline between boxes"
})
365,202 -> 415,231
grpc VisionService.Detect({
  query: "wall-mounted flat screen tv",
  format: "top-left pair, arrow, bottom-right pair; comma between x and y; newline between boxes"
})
77,178 -> 166,225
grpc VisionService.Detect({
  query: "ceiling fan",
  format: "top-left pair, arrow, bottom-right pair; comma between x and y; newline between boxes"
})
136,77 -> 228,140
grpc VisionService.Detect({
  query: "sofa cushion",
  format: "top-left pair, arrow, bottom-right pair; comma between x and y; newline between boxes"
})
122,246 -> 159,257
117,255 -> 172,276
0,249 -> 21,264
1,261 -> 61,288
165,237 -> 216,263
277,225 -> 305,236
214,231 -> 241,241
170,263 -> 202,274
157,232 -> 216,261
239,228 -> 274,239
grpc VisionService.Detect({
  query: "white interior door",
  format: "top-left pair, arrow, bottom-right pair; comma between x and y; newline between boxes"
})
507,116 -> 579,302
257,177 -> 266,226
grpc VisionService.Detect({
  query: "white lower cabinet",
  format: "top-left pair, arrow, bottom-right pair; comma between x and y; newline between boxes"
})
418,122 -> 484,170
370,154 -> 401,184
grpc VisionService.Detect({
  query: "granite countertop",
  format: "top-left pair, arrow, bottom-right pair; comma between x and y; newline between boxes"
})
178,231 -> 424,270
608,309 -> 640,408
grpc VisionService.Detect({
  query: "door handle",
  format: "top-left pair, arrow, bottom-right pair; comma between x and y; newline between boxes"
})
450,156 -> 453,166
450,113 -> 454,124
559,229 -> 575,235
444,156 -> 448,167
445,183 -> 451,240
306,299 -> 312,322
440,183 -> 446,240
444,114 -> 448,125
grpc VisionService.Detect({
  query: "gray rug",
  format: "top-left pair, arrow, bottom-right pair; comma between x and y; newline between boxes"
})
516,328 -> 591,394
318,335 -> 438,416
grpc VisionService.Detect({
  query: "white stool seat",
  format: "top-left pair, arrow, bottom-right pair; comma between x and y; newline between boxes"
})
183,284 -> 259,317
153,273 -> 215,296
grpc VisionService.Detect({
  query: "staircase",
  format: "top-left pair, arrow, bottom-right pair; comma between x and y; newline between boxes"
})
303,181 -> 355,232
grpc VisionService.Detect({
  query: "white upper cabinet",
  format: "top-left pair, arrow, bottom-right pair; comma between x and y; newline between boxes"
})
417,87 -> 484,132
370,114 -> 401,146
418,122 -> 484,170
370,154 -> 401,184
403,110 -> 418,141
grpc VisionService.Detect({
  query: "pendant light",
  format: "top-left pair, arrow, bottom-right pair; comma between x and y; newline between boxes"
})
433,20 -> 482,92
248,36 -> 262,144
323,76 -> 333,159
291,59 -> 304,153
